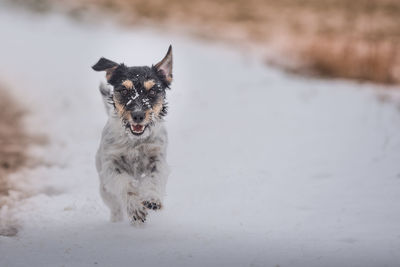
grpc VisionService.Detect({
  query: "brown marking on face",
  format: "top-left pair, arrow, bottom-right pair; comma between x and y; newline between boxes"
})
122,80 -> 134,89
113,98 -> 124,116
166,76 -> 173,83
113,96 -> 133,122
144,109 -> 152,124
124,111 -> 133,122
143,80 -> 155,90
142,98 -> 164,123
153,98 -> 164,117
106,66 -> 118,81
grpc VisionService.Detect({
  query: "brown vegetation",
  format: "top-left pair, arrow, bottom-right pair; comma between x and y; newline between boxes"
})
0,90 -> 28,198
0,90 -> 29,236
8,0 -> 400,83
0,87 -> 46,236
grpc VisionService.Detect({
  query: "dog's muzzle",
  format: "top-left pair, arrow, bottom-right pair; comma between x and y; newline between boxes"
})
129,111 -> 147,135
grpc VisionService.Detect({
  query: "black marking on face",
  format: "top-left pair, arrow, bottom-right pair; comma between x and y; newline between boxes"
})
92,46 -> 173,136
110,66 -> 169,136
111,67 -> 167,112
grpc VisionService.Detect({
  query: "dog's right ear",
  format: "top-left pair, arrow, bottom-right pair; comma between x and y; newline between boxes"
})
92,57 -> 119,81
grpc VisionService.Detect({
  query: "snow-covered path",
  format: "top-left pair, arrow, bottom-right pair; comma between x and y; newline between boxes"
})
1,7 -> 400,267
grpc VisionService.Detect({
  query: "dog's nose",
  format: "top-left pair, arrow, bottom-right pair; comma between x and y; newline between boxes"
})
131,111 -> 145,123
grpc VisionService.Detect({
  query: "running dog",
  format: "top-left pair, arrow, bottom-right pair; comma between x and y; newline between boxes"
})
92,46 -> 172,224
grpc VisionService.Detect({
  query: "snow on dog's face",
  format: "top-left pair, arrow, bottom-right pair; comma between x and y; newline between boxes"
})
92,46 -> 172,136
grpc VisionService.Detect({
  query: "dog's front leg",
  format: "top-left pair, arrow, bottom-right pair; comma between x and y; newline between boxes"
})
125,179 -> 148,223
138,149 -> 169,211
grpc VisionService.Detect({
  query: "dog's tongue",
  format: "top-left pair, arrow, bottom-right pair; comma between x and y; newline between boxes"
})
132,124 -> 144,132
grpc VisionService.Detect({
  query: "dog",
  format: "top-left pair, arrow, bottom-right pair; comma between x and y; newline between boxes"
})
92,46 -> 172,224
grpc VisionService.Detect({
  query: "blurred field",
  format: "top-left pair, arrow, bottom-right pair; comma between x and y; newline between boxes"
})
0,89 -> 28,236
0,90 -> 27,200
0,88 -> 46,236
9,0 -> 400,84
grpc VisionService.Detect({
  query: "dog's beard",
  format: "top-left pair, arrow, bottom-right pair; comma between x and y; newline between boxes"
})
120,119 -> 156,139
112,109 -> 162,139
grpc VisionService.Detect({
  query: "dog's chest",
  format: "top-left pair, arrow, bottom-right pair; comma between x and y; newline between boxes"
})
111,142 -> 161,178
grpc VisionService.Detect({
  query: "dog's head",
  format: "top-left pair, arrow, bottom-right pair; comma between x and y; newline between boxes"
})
92,46 -> 173,136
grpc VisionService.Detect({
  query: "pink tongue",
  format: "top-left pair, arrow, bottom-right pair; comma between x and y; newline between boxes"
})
132,125 -> 143,132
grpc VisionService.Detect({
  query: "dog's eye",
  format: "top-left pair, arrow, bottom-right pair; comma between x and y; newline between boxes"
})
148,90 -> 156,97
121,89 -> 128,95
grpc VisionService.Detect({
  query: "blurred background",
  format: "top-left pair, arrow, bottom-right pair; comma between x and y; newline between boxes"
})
7,0 -> 400,83
1,1 -> 400,266
1,0 -> 400,172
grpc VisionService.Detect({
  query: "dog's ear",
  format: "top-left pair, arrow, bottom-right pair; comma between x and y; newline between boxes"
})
92,57 -> 119,81
154,45 -> 173,84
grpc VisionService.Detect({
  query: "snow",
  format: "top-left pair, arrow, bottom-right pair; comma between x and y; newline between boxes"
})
1,6 -> 400,267
132,89 -> 139,100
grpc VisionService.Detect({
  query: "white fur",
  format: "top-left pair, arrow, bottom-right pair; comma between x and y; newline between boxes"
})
96,99 -> 169,224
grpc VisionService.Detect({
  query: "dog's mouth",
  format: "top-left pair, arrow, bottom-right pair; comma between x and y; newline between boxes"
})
130,124 -> 146,135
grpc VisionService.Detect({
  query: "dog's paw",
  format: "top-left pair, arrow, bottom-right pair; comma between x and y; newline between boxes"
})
130,207 -> 148,224
142,200 -> 162,210
127,202 -> 148,224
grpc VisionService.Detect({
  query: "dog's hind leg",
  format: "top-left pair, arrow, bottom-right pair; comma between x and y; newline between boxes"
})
100,184 -> 124,222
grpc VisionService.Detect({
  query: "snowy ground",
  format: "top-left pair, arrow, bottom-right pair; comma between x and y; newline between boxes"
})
1,6 -> 400,267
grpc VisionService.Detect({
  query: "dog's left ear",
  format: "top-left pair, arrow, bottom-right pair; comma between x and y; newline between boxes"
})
92,57 -> 119,82
154,45 -> 173,84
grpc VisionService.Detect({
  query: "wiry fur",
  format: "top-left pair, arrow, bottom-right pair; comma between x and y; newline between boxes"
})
95,105 -> 169,223
93,46 -> 173,224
